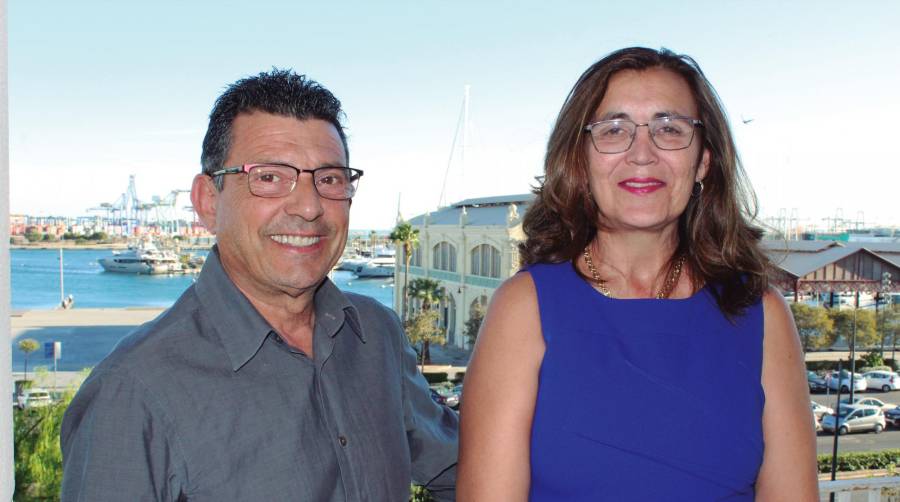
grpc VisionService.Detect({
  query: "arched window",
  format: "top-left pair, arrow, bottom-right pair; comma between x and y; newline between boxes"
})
470,243 -> 501,278
432,241 -> 457,272
441,293 -> 457,345
402,243 -> 421,267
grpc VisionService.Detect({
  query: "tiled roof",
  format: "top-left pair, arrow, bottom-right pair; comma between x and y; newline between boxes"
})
763,240 -> 900,277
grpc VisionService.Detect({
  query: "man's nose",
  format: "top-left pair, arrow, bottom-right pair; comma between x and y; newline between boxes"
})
283,173 -> 325,220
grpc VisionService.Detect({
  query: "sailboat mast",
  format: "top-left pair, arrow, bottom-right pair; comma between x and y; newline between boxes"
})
461,84 -> 470,191
437,85 -> 471,209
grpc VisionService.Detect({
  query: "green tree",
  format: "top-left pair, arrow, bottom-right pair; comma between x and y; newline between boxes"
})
829,308 -> 878,348
408,278 -> 445,365
17,338 -> 40,386
880,304 -> 900,352
464,302 -> 486,347
24,231 -> 42,243
410,484 -> 434,502
789,303 -> 835,351
405,310 -> 444,371
861,349 -> 885,369
390,220 -> 419,322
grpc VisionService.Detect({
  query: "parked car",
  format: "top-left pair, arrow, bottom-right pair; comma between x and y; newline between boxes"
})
839,396 -> 898,413
429,387 -> 460,409
811,401 -> 834,420
16,388 -> 52,410
863,371 -> 900,392
827,372 -> 867,393
821,404 -> 885,435
807,371 -> 827,393
431,386 -> 460,409
885,407 -> 900,427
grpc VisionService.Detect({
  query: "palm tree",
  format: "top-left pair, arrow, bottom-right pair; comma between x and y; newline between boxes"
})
408,278 -> 445,364
17,338 -> 40,389
389,220 -> 419,321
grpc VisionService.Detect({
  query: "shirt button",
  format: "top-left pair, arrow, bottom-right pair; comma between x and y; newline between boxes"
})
338,435 -> 348,447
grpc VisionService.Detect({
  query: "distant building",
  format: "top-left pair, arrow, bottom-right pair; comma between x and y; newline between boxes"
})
397,192 -> 899,350
398,194 -> 534,349
763,239 -> 900,305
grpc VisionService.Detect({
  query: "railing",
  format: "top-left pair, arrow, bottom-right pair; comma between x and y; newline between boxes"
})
820,478 -> 900,501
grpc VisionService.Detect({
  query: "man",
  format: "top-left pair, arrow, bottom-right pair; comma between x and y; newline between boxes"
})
61,70 -> 458,501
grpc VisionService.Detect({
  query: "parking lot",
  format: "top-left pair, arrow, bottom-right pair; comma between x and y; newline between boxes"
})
812,388 -> 900,454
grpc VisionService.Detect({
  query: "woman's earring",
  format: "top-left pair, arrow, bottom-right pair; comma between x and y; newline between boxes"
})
691,181 -> 704,197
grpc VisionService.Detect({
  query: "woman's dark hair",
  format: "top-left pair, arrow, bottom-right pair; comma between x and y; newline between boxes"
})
519,47 -> 768,317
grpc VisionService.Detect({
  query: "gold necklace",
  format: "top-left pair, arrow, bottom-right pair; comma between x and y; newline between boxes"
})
582,247 -> 685,299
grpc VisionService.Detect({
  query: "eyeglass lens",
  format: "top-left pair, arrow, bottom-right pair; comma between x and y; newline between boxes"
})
589,117 -> 696,153
248,164 -> 359,199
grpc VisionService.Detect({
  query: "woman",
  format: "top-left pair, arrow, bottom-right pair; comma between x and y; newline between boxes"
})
458,47 -> 817,500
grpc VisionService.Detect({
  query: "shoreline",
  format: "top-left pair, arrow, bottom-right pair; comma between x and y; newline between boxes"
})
11,242 -> 213,250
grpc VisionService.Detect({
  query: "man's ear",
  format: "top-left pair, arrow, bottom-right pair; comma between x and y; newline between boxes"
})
191,174 -> 219,235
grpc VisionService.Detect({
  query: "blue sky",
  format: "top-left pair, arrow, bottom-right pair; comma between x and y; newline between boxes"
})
10,1 -> 900,230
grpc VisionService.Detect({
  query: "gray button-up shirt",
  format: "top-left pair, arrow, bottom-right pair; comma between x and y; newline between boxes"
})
61,248 -> 458,501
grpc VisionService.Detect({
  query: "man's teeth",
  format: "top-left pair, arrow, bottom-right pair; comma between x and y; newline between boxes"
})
271,235 -> 320,247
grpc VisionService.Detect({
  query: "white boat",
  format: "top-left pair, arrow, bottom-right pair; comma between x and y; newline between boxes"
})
98,241 -> 184,274
354,256 -> 396,278
337,255 -> 370,272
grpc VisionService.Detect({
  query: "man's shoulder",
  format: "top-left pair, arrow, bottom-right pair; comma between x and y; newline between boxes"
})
93,287 -> 208,376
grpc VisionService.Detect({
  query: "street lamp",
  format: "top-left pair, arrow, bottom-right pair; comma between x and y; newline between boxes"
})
884,272 -> 895,367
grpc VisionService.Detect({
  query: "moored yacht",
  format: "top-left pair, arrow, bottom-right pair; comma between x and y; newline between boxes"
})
98,240 -> 184,274
354,256 -> 396,278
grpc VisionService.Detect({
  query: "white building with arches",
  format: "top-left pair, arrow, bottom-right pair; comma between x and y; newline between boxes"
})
395,194 -> 534,349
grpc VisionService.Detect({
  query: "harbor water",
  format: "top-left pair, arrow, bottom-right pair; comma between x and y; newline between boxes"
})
9,248 -> 394,371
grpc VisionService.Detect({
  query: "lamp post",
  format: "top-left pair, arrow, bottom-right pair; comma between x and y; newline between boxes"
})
884,273 -> 894,368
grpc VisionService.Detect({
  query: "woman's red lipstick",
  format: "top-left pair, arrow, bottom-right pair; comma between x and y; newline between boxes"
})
618,177 -> 665,194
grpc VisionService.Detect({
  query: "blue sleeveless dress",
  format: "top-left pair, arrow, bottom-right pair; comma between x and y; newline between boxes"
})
528,262 -> 764,501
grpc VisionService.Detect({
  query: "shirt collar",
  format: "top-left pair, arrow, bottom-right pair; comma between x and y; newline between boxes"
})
195,246 -> 366,372
314,278 -> 366,344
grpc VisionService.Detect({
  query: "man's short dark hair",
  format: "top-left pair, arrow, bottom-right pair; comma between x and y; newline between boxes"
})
201,68 -> 348,190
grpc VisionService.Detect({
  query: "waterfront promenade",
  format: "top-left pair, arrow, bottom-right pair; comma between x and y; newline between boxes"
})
10,307 -> 165,390
10,307 -> 470,391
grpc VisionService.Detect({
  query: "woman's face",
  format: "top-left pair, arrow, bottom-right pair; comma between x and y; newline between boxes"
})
585,67 -> 709,233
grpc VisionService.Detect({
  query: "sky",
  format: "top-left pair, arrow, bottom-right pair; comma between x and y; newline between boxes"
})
9,0 -> 900,231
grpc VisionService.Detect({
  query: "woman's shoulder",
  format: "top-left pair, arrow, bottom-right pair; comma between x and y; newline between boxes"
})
493,269 -> 538,307
760,285 -> 792,324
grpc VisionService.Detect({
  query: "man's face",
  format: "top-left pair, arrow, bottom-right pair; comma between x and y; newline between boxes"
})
193,112 -> 350,300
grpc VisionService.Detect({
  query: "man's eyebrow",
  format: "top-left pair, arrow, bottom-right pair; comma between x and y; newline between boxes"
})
251,160 -> 349,169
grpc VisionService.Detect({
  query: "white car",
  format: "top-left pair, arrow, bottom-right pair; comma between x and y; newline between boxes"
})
16,388 -> 52,409
821,404 -> 886,435
840,396 -> 898,413
811,401 -> 834,420
863,371 -> 900,392
827,372 -> 867,393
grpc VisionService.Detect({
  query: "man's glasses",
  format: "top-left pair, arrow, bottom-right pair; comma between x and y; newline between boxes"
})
208,163 -> 363,200
584,116 -> 703,154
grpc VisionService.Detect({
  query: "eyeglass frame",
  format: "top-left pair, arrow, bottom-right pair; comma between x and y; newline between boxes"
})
583,116 -> 704,154
207,163 -> 364,200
